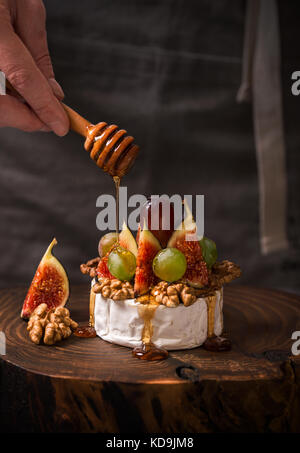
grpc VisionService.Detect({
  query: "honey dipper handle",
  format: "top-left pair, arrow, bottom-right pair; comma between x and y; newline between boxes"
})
5,77 -> 91,138
61,103 -> 90,138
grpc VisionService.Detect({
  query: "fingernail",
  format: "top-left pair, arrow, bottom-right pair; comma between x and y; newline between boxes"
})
48,78 -> 65,100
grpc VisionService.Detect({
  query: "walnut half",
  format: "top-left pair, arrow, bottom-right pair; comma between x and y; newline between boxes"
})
92,278 -> 134,300
151,281 -> 197,307
27,304 -> 78,345
80,257 -> 100,278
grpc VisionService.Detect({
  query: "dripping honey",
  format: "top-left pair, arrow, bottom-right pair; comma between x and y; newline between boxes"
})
132,301 -> 169,361
78,176 -> 121,337
74,277 -> 97,337
113,176 -> 121,242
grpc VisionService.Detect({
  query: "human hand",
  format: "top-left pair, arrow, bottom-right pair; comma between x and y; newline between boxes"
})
0,0 -> 69,135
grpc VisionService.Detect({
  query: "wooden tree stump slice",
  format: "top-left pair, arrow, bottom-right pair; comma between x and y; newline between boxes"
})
1,285 -> 300,432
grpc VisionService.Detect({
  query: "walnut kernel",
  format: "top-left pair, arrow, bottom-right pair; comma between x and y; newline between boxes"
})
150,282 -> 197,307
92,278 -> 134,300
27,303 -> 78,345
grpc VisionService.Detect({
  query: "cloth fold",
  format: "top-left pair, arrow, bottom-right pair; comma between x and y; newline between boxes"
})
237,0 -> 289,254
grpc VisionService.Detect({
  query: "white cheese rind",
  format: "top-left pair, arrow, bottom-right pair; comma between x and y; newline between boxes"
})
94,286 -> 223,350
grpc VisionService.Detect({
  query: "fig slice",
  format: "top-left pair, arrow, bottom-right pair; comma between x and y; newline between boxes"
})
21,238 -> 69,320
119,222 -> 138,257
134,227 -> 162,296
97,254 -> 115,280
167,203 -> 208,288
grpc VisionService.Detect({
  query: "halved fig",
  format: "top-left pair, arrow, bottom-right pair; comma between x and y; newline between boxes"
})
21,238 -> 69,320
96,254 -> 115,280
167,205 -> 208,288
134,228 -> 162,296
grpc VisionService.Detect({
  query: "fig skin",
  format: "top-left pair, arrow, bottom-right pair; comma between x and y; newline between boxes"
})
21,239 -> 69,320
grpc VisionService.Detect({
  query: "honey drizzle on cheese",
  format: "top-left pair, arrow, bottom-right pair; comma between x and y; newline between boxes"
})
137,303 -> 158,344
89,289 -> 96,327
220,288 -> 224,332
133,299 -> 168,360
205,295 -> 217,338
137,292 -> 220,344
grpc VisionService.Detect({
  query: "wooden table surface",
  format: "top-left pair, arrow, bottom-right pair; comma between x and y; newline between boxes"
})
1,284 -> 300,433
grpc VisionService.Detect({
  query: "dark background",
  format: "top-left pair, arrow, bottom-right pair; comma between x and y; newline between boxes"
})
0,0 -> 299,293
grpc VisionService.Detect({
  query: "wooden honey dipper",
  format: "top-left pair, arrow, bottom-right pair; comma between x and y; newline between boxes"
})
5,80 -> 139,177
62,104 -> 139,177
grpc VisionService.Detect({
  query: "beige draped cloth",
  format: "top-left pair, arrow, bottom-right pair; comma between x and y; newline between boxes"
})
237,0 -> 289,254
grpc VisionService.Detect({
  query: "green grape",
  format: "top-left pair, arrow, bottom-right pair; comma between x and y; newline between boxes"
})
199,237 -> 217,268
98,232 -> 118,257
153,248 -> 187,282
108,246 -> 136,281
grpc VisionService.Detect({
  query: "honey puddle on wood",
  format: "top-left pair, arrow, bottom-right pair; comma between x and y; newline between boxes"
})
74,324 -> 97,338
74,290 -> 97,338
203,293 -> 231,352
132,301 -> 168,361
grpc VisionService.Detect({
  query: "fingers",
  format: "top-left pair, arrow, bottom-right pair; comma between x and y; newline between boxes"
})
0,94 -> 50,132
48,77 -> 65,100
14,1 -> 53,78
13,0 -> 65,100
0,20 -> 69,136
